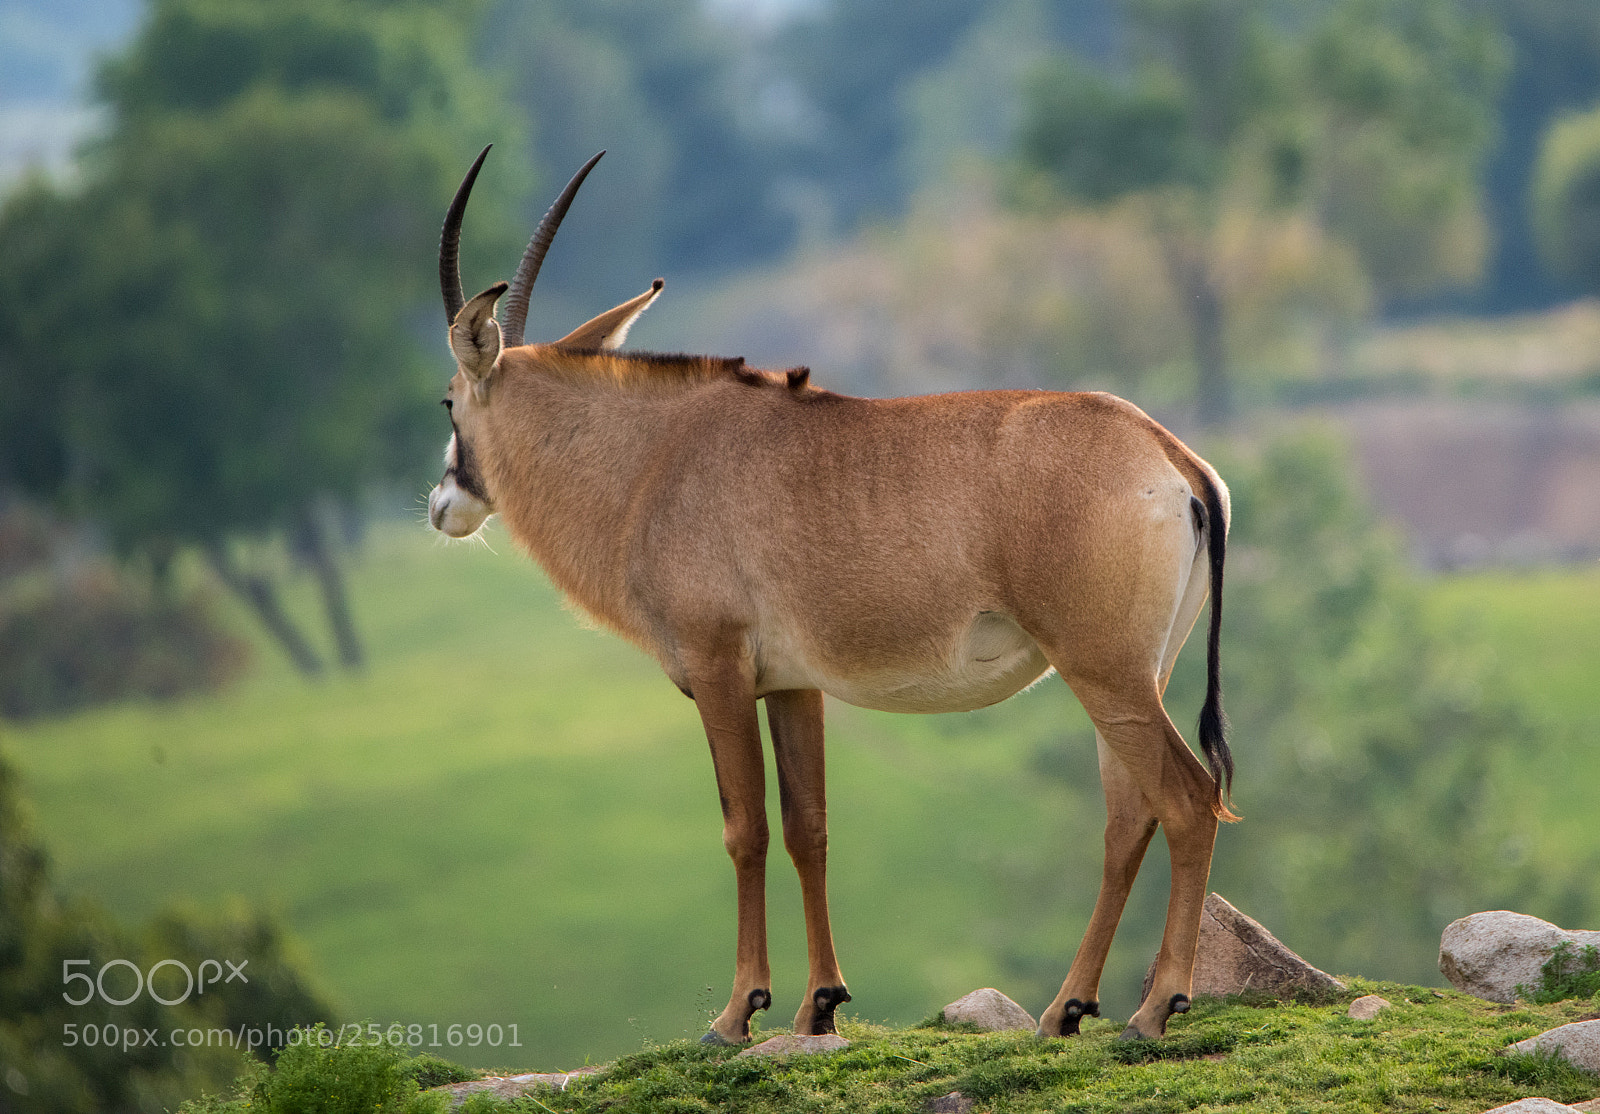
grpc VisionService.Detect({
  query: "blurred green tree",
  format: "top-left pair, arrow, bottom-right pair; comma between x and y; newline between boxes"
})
477,0 -> 798,321
1477,0 -> 1600,311
0,0 -> 520,674
1018,0 -> 1505,422
777,0 -> 991,227
1306,0 -> 1507,300
1530,100 -> 1600,294
0,744 -> 336,1111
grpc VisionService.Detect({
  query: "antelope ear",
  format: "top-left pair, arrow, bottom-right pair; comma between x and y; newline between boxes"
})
450,282 -> 508,382
554,278 -> 663,350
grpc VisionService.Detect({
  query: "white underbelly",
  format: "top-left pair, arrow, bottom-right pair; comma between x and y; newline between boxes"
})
755,610 -> 1054,714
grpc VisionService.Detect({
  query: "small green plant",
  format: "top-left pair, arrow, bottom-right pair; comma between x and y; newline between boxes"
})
179,1026 -> 474,1114
406,1053 -> 480,1091
254,1028 -> 429,1114
1517,941 -> 1600,1005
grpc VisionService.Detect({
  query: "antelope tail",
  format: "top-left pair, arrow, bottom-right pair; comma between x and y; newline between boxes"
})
1195,474 -> 1236,822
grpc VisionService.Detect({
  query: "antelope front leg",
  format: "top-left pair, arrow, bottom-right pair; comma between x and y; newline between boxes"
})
766,689 -> 850,1035
693,660 -> 773,1044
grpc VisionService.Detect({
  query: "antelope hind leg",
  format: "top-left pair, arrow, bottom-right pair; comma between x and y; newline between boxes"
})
766,689 -> 852,1035
1053,683 -> 1219,1041
1109,712 -> 1218,1041
692,659 -> 773,1044
1120,772 -> 1217,1041
1038,732 -> 1158,1038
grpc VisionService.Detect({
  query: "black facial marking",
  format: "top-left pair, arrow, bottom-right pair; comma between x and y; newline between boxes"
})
444,418 -> 492,503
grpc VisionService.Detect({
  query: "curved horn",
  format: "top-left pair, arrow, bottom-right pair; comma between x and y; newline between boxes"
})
502,150 -> 605,347
440,145 -> 493,327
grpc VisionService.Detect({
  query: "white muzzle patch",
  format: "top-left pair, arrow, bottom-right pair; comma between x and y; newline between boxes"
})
428,477 -> 491,538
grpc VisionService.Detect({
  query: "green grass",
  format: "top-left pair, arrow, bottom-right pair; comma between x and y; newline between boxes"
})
186,983 -> 1600,1114
1426,562 -> 1600,839
1426,563 -> 1600,729
1519,941 -> 1600,1005
6,524 -> 1599,1076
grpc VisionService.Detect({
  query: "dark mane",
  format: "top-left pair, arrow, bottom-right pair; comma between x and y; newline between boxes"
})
533,346 -> 815,393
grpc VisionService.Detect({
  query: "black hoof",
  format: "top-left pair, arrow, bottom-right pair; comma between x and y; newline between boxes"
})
814,985 -> 852,1008
807,985 -> 852,1035
1116,1025 -> 1151,1043
701,1030 -> 737,1046
1060,999 -> 1100,1037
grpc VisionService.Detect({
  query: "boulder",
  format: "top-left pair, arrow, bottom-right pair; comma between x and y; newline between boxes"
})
1507,1019 -> 1600,1074
433,1067 -> 604,1107
941,988 -> 1037,1032
924,1092 -> 975,1113
1439,911 -> 1600,1004
1142,893 -> 1345,1002
737,1033 -> 849,1057
1347,994 -> 1392,1020
1479,1101 -> 1585,1114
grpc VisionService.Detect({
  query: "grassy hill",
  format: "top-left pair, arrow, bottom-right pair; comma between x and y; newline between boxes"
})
5,521 -> 1597,1072
185,982 -> 1600,1113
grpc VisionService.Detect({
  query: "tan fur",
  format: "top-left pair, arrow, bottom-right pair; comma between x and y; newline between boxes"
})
439,306 -> 1233,1042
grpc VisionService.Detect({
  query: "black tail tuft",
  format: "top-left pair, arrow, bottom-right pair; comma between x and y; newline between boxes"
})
1195,479 -> 1236,820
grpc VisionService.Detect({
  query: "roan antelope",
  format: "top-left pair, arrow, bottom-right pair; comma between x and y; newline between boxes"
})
428,147 -> 1236,1044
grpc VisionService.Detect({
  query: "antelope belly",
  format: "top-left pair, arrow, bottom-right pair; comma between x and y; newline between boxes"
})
757,610 -> 1054,714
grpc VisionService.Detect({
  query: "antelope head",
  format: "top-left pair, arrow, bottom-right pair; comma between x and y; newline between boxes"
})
427,146 -> 663,538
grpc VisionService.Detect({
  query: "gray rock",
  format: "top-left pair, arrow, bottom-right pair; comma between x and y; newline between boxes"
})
941,988 -> 1037,1032
1479,1100 -> 1583,1114
737,1033 -> 850,1057
1440,911 -> 1600,1004
1507,1019 -> 1600,1074
433,1067 -> 605,1107
924,1092 -> 975,1113
1142,893 -> 1345,1002
1347,994 -> 1392,1020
